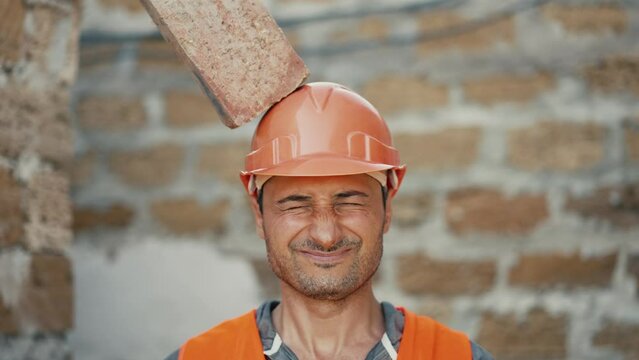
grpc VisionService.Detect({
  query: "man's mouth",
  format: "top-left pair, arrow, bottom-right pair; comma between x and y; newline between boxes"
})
298,248 -> 352,264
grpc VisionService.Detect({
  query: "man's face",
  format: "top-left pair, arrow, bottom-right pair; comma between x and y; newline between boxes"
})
250,174 -> 392,301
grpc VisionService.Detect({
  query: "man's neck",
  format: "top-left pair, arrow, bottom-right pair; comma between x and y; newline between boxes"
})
272,281 -> 384,360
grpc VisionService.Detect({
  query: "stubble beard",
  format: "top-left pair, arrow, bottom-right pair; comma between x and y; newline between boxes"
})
265,234 -> 384,301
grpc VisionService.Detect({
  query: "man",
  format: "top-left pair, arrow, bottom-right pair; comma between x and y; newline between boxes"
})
166,82 -> 493,359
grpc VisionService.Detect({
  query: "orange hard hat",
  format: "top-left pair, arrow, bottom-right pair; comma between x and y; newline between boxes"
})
240,82 -> 406,194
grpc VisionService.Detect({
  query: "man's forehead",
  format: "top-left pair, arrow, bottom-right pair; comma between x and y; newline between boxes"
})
263,174 -> 378,195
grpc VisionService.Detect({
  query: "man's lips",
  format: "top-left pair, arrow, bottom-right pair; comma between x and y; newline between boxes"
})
298,248 -> 352,263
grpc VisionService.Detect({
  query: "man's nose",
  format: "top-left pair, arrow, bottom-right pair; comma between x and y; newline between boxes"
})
308,208 -> 342,250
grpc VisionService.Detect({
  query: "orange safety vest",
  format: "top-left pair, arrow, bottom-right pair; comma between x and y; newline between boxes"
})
178,307 -> 471,360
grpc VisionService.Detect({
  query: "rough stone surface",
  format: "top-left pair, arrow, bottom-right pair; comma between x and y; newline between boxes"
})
360,75 -> 448,115
593,321 -> 639,359
0,168 -> 23,248
197,141 -> 250,184
139,0 -> 309,128
165,90 -> 221,127
463,73 -> 554,105
542,4 -> 627,35
25,171 -> 72,251
73,204 -> 135,232
76,96 -> 146,131
508,121 -> 605,171
509,252 -> 617,289
478,308 -> 567,360
394,128 -> 480,171
396,254 -> 496,295
446,188 -> 548,235
150,197 -> 230,235
392,192 -> 433,228
0,0 -> 26,66
110,143 -> 184,187
417,11 -> 515,55
565,184 -> 639,229
584,56 -> 639,96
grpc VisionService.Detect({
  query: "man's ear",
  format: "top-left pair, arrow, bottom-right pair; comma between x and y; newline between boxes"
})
383,166 -> 406,234
248,194 -> 266,240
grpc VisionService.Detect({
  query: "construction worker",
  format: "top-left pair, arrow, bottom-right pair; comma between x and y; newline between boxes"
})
165,82 -> 494,359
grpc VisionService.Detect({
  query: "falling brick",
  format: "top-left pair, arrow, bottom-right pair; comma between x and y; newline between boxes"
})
139,0 -> 309,128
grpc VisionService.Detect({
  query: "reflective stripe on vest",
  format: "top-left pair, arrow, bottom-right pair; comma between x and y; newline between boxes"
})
178,308 -> 472,360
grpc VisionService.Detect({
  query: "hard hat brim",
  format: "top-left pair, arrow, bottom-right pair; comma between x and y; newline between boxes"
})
247,154 -> 397,177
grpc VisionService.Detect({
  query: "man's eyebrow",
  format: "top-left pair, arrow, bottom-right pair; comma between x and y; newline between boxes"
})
334,190 -> 369,199
276,194 -> 313,204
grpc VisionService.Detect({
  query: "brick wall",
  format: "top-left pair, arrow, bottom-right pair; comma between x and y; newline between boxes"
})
0,0 -> 79,358
72,0 -> 639,359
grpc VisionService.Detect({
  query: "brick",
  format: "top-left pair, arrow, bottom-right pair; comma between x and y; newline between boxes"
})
584,56 -> 639,96
251,259 -> 280,299
165,90 -> 221,127
70,151 -> 96,188
394,128 -> 480,171
330,16 -> 388,44
417,11 -> 514,56
626,119 -> 639,162
463,73 -> 554,105
151,197 -> 230,235
416,298 -> 452,324
79,43 -> 121,70
392,192 -> 433,228
0,0 -> 26,65
0,295 -> 18,334
478,308 -> 566,360
565,184 -> 639,229
508,121 -> 605,171
593,321 -> 639,358
100,0 -> 145,12
139,0 -> 309,128
110,143 -> 184,187
137,38 -> 187,70
0,168 -> 24,248
542,4 -> 627,35
77,96 -> 146,131
0,89 -> 74,165
73,204 -> 135,232
25,171 -> 72,251
446,188 -> 548,235
197,141 -> 250,184
396,254 -> 496,295
629,254 -> 639,290
509,252 -> 616,289
20,254 -> 73,331
360,75 -> 448,115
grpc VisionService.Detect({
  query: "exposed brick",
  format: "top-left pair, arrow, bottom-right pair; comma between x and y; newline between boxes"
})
508,121 -> 605,171
542,4 -> 627,35
417,11 -> 514,55
110,143 -> 184,187
140,0 -> 309,128
626,119 -> 639,162
394,128 -> 480,171
509,252 -> 616,289
478,308 -> 566,360
565,184 -> 639,229
100,0 -> 145,12
79,43 -> 121,71
76,96 -> 146,131
25,171 -> 72,251
416,298 -> 452,324
0,295 -> 18,335
150,197 -> 230,235
0,89 -> 74,165
70,151 -> 96,188
137,38 -> 187,70
20,253 -> 73,331
584,56 -> 639,96
197,141 -> 250,184
0,168 -> 23,248
165,90 -> 221,127
0,0 -> 26,65
396,253 -> 496,295
593,321 -> 639,359
73,204 -> 135,232
330,16 -> 388,43
629,254 -> 639,290
360,75 -> 448,115
463,73 -> 554,105
392,192 -> 433,228
446,188 -> 548,235
251,259 -> 280,299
